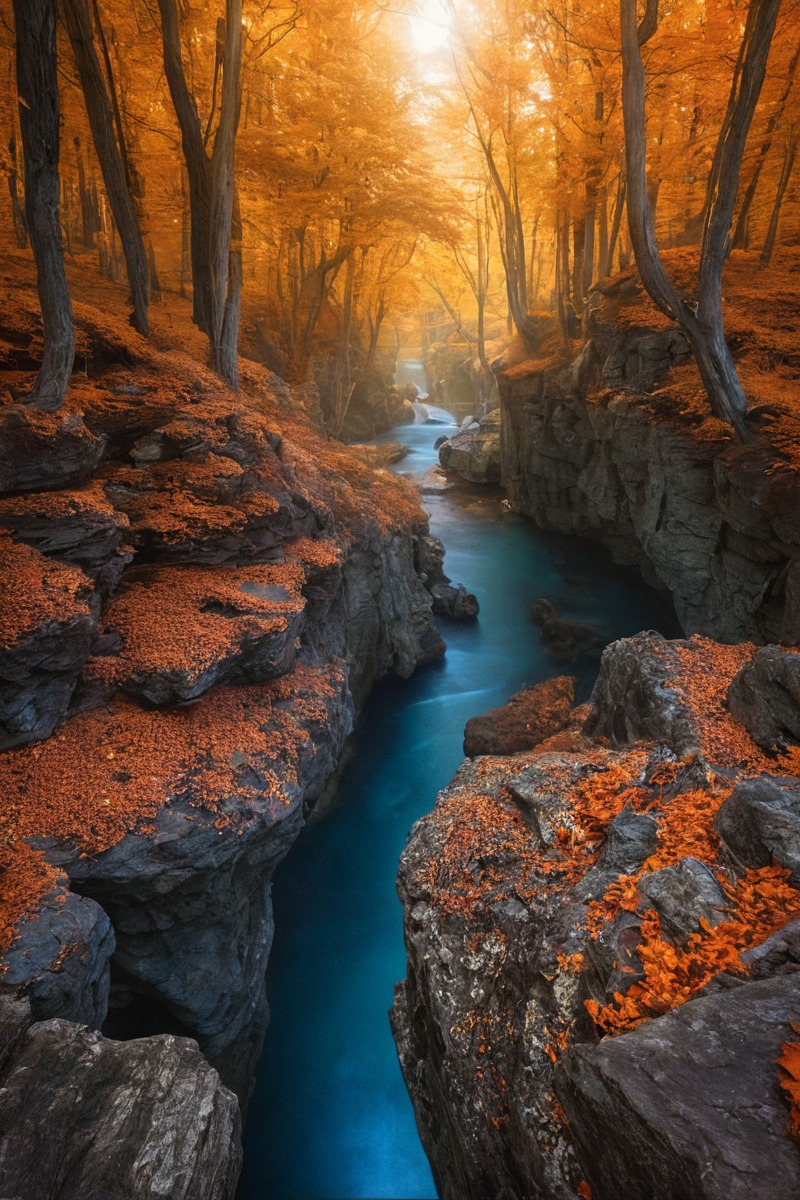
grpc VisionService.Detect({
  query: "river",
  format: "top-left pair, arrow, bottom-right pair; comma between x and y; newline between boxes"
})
237,377 -> 679,1199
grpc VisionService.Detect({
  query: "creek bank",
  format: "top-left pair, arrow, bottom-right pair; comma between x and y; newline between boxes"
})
0,281 -> 468,1196
436,263 -> 800,645
392,632 -> 800,1200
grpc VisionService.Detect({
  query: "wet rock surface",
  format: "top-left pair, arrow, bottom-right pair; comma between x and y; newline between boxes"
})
463,675 -> 575,757
0,997 -> 241,1200
393,633 -> 800,1200
438,409 -> 502,483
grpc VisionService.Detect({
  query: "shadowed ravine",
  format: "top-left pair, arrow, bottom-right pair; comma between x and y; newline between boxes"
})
237,381 -> 679,1200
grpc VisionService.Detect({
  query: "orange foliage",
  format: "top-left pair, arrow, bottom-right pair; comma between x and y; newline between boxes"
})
0,536 -> 94,649
104,562 -> 305,683
587,867 -> 800,1033
0,840 -> 61,960
0,663 -> 345,858
777,1034 -> 800,1139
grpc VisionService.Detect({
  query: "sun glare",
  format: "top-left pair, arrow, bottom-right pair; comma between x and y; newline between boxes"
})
409,0 -> 451,54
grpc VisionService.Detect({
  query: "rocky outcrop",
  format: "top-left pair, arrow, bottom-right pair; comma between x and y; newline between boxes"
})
0,996 -> 241,1200
393,633 -> 800,1200
499,285 -> 800,643
0,537 -> 98,748
438,409 -> 502,483
0,283 -> 452,1194
463,675 -> 576,756
727,645 -> 800,749
415,533 -> 479,623
557,975 -> 800,1200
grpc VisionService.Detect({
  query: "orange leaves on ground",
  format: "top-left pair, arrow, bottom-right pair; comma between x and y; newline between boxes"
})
673,639 -> 774,773
422,789 -> 543,917
586,867 -> 800,1034
103,562 -> 305,684
777,1032 -> 800,1138
0,663 -> 345,858
0,537 -> 94,650
0,840 -> 61,960
642,785 -> 730,871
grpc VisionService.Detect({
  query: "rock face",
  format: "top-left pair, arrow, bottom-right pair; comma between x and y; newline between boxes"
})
463,675 -> 575,756
415,533 -> 479,623
438,409 -> 502,483
0,283 -> 453,1194
727,645 -> 800,749
557,976 -> 800,1200
499,299 -> 800,643
0,997 -> 241,1200
392,633 -> 800,1200
0,538 -> 98,748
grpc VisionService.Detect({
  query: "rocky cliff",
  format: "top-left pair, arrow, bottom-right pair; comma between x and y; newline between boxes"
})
498,258 -> 800,644
392,633 -> 800,1200
0,277 -> 455,1196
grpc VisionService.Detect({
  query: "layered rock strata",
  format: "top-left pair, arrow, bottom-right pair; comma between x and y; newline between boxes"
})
498,275 -> 800,644
0,282 -> 459,1195
393,633 -> 800,1200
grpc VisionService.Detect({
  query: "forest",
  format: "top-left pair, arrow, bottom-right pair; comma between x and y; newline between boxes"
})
2,2 -> 800,1200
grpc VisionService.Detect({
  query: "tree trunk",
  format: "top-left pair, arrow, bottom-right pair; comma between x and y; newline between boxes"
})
156,0 -> 212,332
62,0 -> 149,335
732,42 -> 800,250
14,0 -> 74,410
208,0 -> 243,388
620,0 -> 781,441
7,134 -> 28,248
761,135 -> 798,264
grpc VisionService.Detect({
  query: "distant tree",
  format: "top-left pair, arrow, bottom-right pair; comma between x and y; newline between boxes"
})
13,0 -> 74,409
61,0 -> 150,335
620,0 -> 782,440
156,0 -> 243,387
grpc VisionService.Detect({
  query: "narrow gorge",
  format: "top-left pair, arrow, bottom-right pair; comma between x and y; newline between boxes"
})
3,0 -> 800,1197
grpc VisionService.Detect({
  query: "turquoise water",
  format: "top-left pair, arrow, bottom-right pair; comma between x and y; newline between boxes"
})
237,411 -> 679,1200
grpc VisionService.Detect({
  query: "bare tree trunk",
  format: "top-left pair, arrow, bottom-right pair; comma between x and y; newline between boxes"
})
733,41 -> 800,250
620,0 -> 781,440
156,0 -> 211,332
208,0 -> 243,387
62,0 -> 149,335
7,134 -> 28,248
14,0 -> 74,410
761,134 -> 798,264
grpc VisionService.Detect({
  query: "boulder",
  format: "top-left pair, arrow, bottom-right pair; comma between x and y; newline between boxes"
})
0,1005 -> 241,1200
540,616 -> 602,658
0,406 -> 106,495
464,676 -> 576,757
714,776 -> 800,884
638,856 -> 729,941
416,533 -> 479,623
557,975 -> 800,1200
727,645 -> 800,750
530,597 -> 558,626
597,805 -> 659,875
0,538 -> 97,748
438,409 -> 502,483
2,885 -> 115,1028
585,632 -> 699,756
